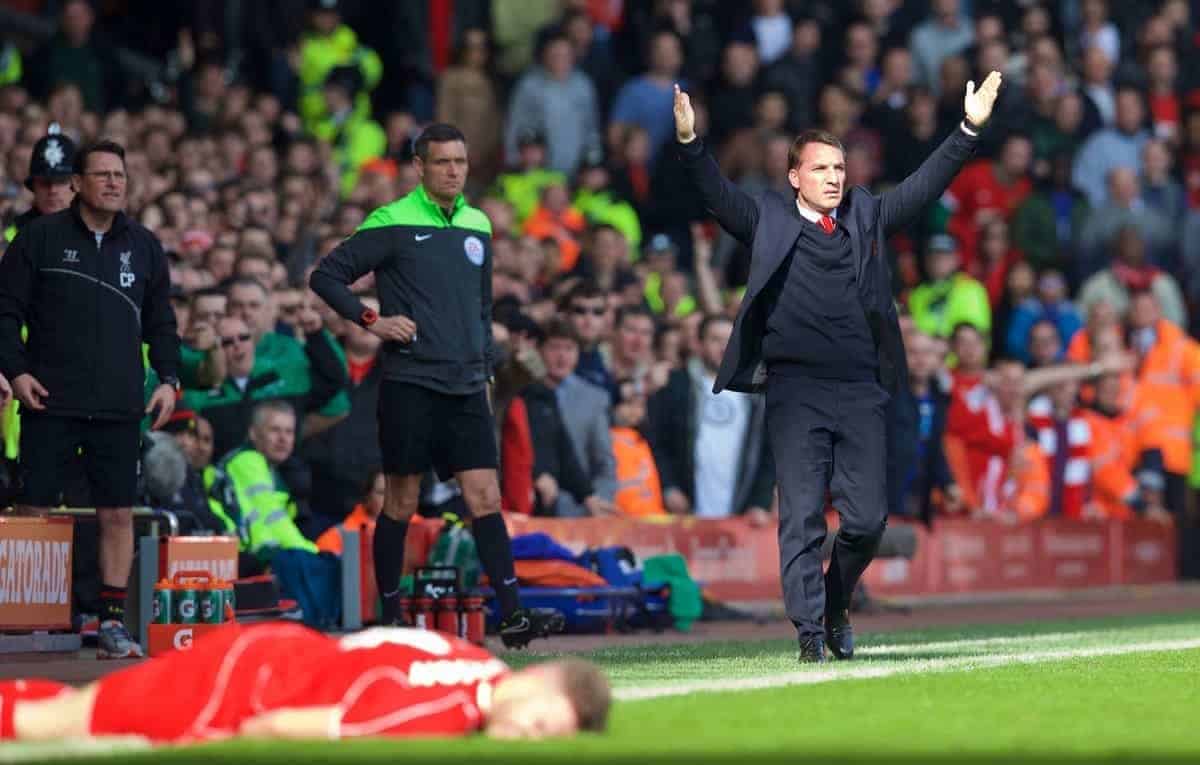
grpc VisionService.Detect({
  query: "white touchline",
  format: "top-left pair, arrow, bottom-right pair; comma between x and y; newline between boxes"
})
858,630 -> 1100,656
615,637 -> 1200,702
0,737 -> 151,764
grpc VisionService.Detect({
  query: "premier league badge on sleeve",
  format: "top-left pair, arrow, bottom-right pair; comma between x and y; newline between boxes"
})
464,235 -> 485,266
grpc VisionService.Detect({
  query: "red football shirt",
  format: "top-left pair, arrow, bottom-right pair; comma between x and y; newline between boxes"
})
90,623 -> 507,742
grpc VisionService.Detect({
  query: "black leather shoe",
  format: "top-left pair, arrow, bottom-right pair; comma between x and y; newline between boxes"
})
798,634 -> 827,663
825,609 -> 854,660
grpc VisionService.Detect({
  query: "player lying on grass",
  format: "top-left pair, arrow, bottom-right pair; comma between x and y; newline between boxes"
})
0,622 -> 610,743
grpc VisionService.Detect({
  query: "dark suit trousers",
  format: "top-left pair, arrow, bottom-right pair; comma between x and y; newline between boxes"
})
766,375 -> 888,636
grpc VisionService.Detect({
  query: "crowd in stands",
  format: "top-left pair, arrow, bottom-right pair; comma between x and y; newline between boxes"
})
3,0 -> 1200,581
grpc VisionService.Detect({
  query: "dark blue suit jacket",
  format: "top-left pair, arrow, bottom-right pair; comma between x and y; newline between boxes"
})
676,126 -> 979,500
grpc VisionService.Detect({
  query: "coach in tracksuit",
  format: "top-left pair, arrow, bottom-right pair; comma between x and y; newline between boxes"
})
0,139 -> 180,659
673,72 -> 1004,662
310,123 -> 560,648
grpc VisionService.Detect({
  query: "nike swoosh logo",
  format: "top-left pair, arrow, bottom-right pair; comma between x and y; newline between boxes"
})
415,234 -> 432,241
503,577 -> 518,586
500,617 -> 529,633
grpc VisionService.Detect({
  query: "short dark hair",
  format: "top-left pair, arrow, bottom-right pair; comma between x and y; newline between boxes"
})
539,317 -> 580,347
73,139 -> 126,175
560,280 -> 606,311
950,322 -> 984,344
788,129 -> 844,170
558,659 -> 611,733
414,123 -> 467,161
189,286 -> 226,308
227,276 -> 269,299
615,304 -> 655,331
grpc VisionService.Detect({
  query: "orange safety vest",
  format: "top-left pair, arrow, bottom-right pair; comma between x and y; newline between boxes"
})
522,205 -> 586,273
1008,441 -> 1051,521
610,427 -> 667,517
316,503 -> 377,556
1128,320 -> 1200,475
1084,410 -> 1138,521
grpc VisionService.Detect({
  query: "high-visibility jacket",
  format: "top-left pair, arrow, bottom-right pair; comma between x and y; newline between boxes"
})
316,502 -> 375,556
611,426 -> 667,518
206,445 -> 317,561
1127,320 -> 1200,475
298,24 -> 382,134
1008,441 -> 1051,521
523,205 -> 586,273
1085,409 -> 1139,520
492,168 -> 567,225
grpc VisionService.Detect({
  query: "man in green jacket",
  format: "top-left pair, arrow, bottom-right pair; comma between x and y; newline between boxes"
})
908,233 -> 992,339
207,401 -> 316,560
207,401 -> 339,627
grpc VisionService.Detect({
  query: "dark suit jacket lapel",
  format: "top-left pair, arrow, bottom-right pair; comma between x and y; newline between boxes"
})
744,197 -> 804,301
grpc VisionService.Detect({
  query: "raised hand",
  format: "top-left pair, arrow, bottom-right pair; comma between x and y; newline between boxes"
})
964,70 -> 1003,127
673,83 -> 696,143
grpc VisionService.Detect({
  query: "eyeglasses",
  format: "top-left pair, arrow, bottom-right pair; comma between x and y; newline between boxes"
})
571,306 -> 606,317
85,171 -> 127,182
220,333 -> 252,347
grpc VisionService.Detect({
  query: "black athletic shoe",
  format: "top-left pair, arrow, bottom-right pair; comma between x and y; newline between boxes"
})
499,608 -> 566,649
798,634 -> 827,663
825,609 -> 855,660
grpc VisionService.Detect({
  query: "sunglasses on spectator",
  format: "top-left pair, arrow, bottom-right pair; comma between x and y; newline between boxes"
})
571,305 -> 606,317
221,333 -> 253,347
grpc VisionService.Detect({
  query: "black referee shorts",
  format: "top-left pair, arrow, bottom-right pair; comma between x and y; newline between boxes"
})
377,381 -> 498,480
19,414 -> 141,508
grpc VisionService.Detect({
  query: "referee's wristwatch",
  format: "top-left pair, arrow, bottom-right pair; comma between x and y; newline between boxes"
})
161,375 -> 181,393
360,307 -> 379,328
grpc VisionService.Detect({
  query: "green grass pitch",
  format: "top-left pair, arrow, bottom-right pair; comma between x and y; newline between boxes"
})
2,612 -> 1198,764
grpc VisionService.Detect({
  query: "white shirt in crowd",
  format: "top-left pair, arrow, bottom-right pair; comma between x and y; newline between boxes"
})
693,371 -> 751,518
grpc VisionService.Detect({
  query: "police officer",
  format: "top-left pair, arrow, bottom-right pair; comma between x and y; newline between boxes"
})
4,124 -> 77,244
0,139 -> 180,659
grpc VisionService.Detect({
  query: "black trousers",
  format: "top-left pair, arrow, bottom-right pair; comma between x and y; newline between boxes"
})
766,375 -> 889,636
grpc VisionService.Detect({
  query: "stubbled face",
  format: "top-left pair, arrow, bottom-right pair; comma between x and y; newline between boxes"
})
788,142 -> 845,214
416,140 -> 468,202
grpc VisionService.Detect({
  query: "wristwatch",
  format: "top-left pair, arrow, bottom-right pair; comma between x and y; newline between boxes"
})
360,307 -> 379,328
161,375 -> 181,392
